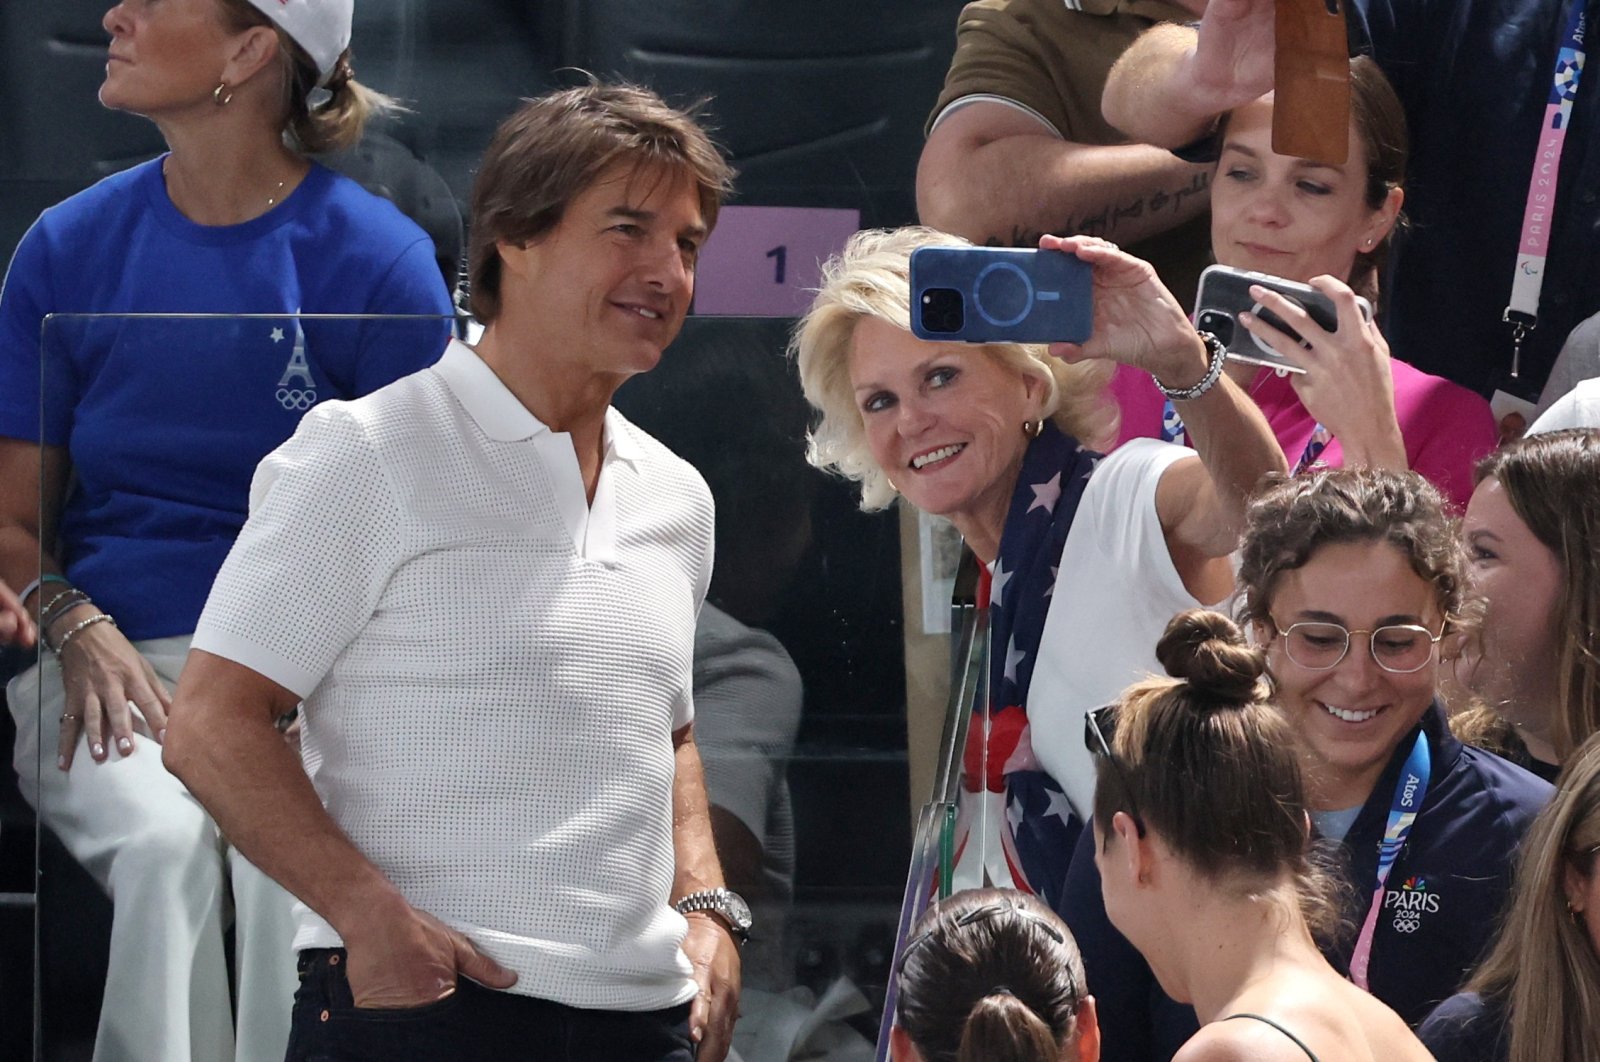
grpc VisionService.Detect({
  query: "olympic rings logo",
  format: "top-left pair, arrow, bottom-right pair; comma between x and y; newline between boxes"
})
1392,911 -> 1422,934
277,388 -> 318,411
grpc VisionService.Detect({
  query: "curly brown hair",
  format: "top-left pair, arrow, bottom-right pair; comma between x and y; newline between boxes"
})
1236,468 -> 1474,637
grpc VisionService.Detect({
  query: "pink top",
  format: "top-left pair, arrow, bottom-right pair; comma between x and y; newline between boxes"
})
1109,358 -> 1497,509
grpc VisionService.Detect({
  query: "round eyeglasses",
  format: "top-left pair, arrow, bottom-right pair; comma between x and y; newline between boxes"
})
1269,619 -> 1447,674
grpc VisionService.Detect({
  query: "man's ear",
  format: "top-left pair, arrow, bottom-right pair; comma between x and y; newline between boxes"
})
221,25 -> 283,88
1074,994 -> 1101,1062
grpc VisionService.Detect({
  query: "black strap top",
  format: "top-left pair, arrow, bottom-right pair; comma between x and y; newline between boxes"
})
1220,1013 -> 1320,1062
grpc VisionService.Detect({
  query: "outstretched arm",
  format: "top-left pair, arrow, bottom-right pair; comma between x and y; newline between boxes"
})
1043,234 -> 1285,577
1101,1 -> 1278,148
917,102 -> 1212,248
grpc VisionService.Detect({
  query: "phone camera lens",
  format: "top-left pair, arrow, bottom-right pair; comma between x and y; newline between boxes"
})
920,288 -> 965,334
1197,310 -> 1235,347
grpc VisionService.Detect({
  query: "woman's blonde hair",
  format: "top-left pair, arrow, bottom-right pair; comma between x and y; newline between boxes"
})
218,0 -> 397,155
790,227 -> 1118,511
1466,732 -> 1600,1062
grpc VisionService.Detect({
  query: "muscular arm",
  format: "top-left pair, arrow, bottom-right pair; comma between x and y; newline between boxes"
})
917,101 -> 1211,247
164,650 -> 401,932
1102,3 -> 1278,148
165,651 -> 514,1005
672,724 -> 740,1062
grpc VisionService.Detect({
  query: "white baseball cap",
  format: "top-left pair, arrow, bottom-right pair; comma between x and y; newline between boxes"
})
245,0 -> 354,87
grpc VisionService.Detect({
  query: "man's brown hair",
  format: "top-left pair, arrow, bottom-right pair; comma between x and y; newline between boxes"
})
466,82 -> 734,323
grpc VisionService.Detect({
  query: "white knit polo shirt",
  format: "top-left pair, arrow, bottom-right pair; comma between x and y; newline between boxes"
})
193,339 -> 713,1011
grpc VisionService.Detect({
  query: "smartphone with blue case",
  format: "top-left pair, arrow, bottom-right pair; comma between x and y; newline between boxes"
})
909,246 -> 1093,344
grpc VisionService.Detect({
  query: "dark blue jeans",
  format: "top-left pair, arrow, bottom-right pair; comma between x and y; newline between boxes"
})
285,949 -> 695,1062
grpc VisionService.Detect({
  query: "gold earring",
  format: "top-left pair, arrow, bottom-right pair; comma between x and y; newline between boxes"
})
886,476 -> 900,493
213,81 -> 233,106
1023,419 -> 1044,440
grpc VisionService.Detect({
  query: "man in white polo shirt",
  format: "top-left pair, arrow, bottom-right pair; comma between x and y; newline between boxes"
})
162,83 -> 745,1061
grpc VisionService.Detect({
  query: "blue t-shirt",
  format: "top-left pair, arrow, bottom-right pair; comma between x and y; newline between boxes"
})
1062,705 -> 1552,1062
0,158 -> 454,639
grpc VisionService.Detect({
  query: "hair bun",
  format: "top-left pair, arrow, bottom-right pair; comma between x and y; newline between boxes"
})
1155,609 -> 1265,704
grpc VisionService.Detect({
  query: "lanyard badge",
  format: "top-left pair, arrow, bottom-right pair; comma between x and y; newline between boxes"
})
1506,0 -> 1591,379
1348,730 -> 1431,990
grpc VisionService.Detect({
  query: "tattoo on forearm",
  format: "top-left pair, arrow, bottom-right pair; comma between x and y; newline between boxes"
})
981,171 -> 1211,248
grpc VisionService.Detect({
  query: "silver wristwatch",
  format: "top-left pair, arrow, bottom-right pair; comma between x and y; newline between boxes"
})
675,887 -> 752,945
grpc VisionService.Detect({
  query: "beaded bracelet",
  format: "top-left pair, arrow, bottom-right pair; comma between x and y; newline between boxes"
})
51,613 -> 116,658
40,588 -> 91,630
1153,330 -> 1228,402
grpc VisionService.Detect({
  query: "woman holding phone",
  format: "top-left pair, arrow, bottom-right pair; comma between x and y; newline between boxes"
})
1109,57 -> 1495,509
794,225 -> 1284,911
1062,469 -> 1551,1062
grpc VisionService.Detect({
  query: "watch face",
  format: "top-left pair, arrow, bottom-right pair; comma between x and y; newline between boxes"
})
722,890 -> 753,930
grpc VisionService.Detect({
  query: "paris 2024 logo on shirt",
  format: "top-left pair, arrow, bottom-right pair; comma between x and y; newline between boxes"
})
271,316 -> 317,411
1384,875 -> 1440,934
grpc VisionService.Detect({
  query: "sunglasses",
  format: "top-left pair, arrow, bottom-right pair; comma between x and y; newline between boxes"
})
1083,704 -> 1146,838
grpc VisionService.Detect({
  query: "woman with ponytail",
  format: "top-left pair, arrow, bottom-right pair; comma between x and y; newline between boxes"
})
0,2 -> 452,1059
892,887 -> 1100,1062
1088,609 -> 1432,1061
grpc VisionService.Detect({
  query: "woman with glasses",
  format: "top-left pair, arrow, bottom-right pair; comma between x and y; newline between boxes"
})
1086,608 -> 1432,1061
892,887 -> 1100,1062
1064,468 -> 1552,1062
1420,731 -> 1600,1062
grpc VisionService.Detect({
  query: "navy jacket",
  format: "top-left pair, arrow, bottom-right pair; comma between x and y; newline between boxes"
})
1062,705 -> 1552,1062
1419,991 -> 1511,1062
1351,0 -> 1600,400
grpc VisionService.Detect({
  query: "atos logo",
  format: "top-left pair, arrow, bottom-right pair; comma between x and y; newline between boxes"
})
1401,773 -> 1422,805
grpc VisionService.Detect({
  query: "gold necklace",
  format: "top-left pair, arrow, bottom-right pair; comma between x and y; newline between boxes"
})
162,158 -> 290,210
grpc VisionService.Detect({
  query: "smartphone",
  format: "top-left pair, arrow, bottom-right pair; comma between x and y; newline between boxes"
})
909,246 -> 1092,344
1193,264 -> 1372,374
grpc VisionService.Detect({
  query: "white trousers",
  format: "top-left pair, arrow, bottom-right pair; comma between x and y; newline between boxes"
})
8,635 -> 297,1062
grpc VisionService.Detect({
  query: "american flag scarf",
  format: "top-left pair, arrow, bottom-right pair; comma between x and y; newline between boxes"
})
955,419 -> 1099,912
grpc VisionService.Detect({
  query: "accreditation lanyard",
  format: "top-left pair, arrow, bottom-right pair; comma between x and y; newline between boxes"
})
1506,0 -> 1591,378
1348,730 -> 1431,990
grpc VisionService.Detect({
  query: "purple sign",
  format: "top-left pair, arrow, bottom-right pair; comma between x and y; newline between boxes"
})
693,206 -> 861,317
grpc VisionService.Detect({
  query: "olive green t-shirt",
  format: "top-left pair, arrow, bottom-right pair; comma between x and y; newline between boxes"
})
927,0 -> 1213,307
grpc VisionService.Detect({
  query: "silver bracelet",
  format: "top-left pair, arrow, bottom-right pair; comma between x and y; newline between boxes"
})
51,612 -> 116,657
1153,331 -> 1227,402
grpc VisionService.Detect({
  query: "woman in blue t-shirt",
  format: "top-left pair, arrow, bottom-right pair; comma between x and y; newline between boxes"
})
0,2 -> 451,1059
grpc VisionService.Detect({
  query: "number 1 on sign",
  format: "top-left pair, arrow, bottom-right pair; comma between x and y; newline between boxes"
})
766,245 -> 787,285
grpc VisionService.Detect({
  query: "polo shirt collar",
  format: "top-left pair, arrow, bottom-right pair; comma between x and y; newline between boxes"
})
434,338 -> 642,465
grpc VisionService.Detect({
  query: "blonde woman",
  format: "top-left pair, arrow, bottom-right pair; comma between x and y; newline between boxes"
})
1421,731 -> 1600,1062
792,226 -> 1284,910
